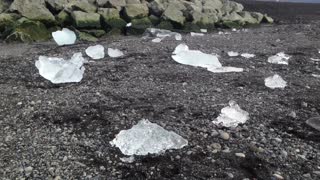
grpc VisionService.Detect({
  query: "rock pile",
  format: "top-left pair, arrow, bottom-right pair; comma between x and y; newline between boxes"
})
0,0 -> 273,42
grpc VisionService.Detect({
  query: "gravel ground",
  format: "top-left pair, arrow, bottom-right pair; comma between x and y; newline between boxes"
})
1,3 -> 320,180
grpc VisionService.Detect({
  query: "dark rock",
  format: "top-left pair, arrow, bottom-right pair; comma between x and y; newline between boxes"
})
306,117 -> 320,132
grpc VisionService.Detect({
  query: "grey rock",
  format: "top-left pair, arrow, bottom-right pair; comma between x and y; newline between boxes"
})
306,116 -> 320,132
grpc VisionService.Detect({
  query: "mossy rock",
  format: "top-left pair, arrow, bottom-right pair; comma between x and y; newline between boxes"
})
183,22 -> 201,32
0,13 -> 19,34
107,28 -> 122,36
156,20 -> 174,31
103,18 -> 127,29
5,18 -> 50,42
149,15 -> 160,26
82,29 -> 106,37
56,10 -> 73,26
221,21 -> 243,29
127,17 -> 152,35
72,11 -> 101,28
77,31 -> 98,42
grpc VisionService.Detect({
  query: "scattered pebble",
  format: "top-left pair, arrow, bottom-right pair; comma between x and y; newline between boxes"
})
273,173 -> 284,179
235,153 -> 246,158
220,131 -> 230,140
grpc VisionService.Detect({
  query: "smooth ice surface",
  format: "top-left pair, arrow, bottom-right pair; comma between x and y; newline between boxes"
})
144,28 -> 182,41
241,53 -> 255,59
152,38 -> 163,43
200,29 -> 207,33
85,45 -> 105,60
208,66 -> 244,73
191,32 -> 204,36
268,52 -> 290,65
228,51 -> 239,57
172,44 -> 222,69
108,48 -> 124,58
213,101 -> 250,128
264,74 -> 287,89
35,53 -> 85,84
306,117 -> 320,132
110,119 -> 188,156
52,28 -> 76,46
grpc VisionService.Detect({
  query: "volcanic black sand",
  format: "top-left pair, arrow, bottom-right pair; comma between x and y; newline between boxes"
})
1,1 -> 320,180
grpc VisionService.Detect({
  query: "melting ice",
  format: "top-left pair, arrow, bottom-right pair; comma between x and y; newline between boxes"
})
85,45 -> 105,60
268,52 -> 290,65
228,51 -> 239,57
264,74 -> 287,89
213,101 -> 250,128
241,53 -> 255,59
35,53 -> 86,84
52,28 -> 76,46
110,119 -> 188,156
144,28 -> 182,41
108,48 -> 124,58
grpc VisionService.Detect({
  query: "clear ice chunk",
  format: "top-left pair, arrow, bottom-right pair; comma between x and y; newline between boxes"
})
110,119 -> 188,156
200,29 -> 207,33
35,53 -> 86,84
213,101 -> 250,128
52,28 -> 76,46
172,44 -> 222,69
241,53 -> 255,59
85,45 -> 105,60
227,51 -> 239,57
264,74 -> 287,89
108,48 -> 124,58
143,28 -> 182,41
191,32 -> 204,36
268,52 -> 290,65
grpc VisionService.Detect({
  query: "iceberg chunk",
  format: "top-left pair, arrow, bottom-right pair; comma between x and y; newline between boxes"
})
52,28 -> 76,46
144,28 -> 182,41
213,101 -> 250,128
35,53 -> 86,84
110,119 -> 188,156
172,44 -> 222,68
85,45 -> 105,60
191,32 -> 204,37
108,48 -> 124,58
268,52 -> 290,65
264,74 -> 287,89
241,53 -> 255,59
228,51 -> 239,57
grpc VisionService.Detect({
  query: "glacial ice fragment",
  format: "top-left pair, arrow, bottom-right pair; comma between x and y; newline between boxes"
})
126,23 -> 132,27
241,53 -> 255,59
152,38 -> 163,43
191,32 -> 204,36
200,29 -> 207,33
264,74 -> 287,89
268,52 -> 290,65
35,53 -> 85,84
108,48 -> 124,58
228,51 -> 239,57
110,119 -> 188,156
85,45 -> 105,60
172,44 -> 222,69
144,28 -> 182,41
207,66 -> 243,73
213,101 -> 249,128
52,28 -> 76,46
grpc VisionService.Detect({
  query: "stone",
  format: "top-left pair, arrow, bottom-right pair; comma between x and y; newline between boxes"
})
65,0 -> 97,13
0,0 -> 10,13
202,0 -> 223,14
221,12 -> 245,28
5,18 -> 50,42
127,17 -> 152,35
124,4 -> 149,20
0,13 -> 19,33
306,116 -> 320,132
72,11 -> 101,28
251,12 -> 264,23
148,0 -> 165,16
126,0 -> 140,4
98,8 -> 126,30
220,131 -> 230,140
9,0 -> 55,24
235,153 -> 246,158
106,0 -> 126,10
45,0 -> 68,11
56,10 -> 72,26
263,14 -> 274,23
162,4 -> 185,26
239,11 -> 259,24
77,31 -> 98,42
82,29 -> 106,37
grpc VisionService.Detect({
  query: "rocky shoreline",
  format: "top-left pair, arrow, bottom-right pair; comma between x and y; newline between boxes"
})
0,0 -> 273,42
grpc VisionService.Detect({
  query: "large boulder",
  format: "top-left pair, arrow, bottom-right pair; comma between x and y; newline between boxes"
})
98,8 -> 127,30
0,0 -> 10,13
124,4 -> 149,20
162,4 -> 185,26
71,11 -> 101,28
239,11 -> 259,24
45,0 -> 68,12
0,13 -> 19,34
127,17 -> 152,35
221,11 -> 245,28
65,0 -> 97,13
9,0 -> 56,24
202,0 -> 223,14
148,0 -> 165,16
97,0 -> 126,10
5,17 -> 50,42
251,12 -> 264,24
56,10 -> 72,26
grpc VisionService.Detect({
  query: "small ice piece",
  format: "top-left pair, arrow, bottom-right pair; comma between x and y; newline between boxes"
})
227,51 -> 239,57
241,53 -> 255,59
312,74 -> 320,78
35,52 -> 86,84
144,28 -> 182,41
213,101 -> 249,128
310,58 -> 320,62
268,52 -> 290,65
152,38 -> 163,43
85,45 -> 105,60
232,28 -> 237,32
52,28 -> 76,46
108,48 -> 124,58
126,23 -> 132,27
200,29 -> 207,33
120,156 -> 135,163
218,31 -> 223,35
110,119 -> 188,156
306,117 -> 320,132
264,74 -> 287,89
190,32 -> 204,36
208,66 -> 244,73
172,44 -> 222,69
